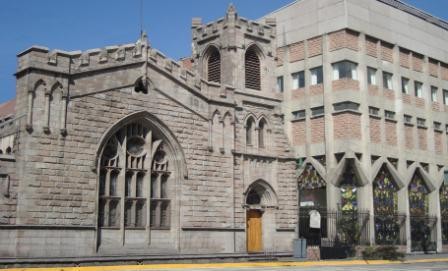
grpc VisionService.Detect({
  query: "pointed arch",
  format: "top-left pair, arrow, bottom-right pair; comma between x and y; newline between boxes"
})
222,111 -> 234,153
93,111 -> 188,179
406,165 -> 435,192
373,165 -> 400,215
329,158 -> 368,187
296,156 -> 327,183
244,179 -> 278,207
257,116 -> 269,149
28,79 -> 47,130
371,160 -> 405,189
245,44 -> 262,90
203,45 -> 221,83
245,115 -> 256,147
408,169 -> 431,217
211,110 -> 223,153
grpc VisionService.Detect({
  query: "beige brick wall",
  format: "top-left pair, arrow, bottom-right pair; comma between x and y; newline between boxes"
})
384,90 -> 395,100
415,97 -> 426,108
412,54 -> 424,72
291,88 -> 306,100
441,64 -> 448,81
310,84 -> 324,96
333,113 -> 361,140
289,41 -> 305,63
292,120 -> 306,145
429,60 -> 439,77
399,50 -> 410,68
329,29 -> 359,51
277,47 -> 285,66
369,117 -> 381,143
381,42 -> 394,63
405,125 -> 414,149
307,36 -> 322,57
402,93 -> 412,104
417,128 -> 428,151
368,85 -> 379,96
434,131 -> 444,155
311,117 -> 325,143
332,79 -> 360,91
385,120 -> 397,146
366,37 -> 378,58
432,102 -> 441,112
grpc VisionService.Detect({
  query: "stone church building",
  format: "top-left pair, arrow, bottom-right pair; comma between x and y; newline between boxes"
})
0,0 -> 448,260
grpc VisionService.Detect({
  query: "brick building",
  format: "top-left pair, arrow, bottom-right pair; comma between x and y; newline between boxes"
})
0,0 -> 447,260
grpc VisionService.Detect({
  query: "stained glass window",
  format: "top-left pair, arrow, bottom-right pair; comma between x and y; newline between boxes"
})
408,172 -> 429,216
441,183 -> 448,244
373,166 -> 398,215
298,163 -> 326,209
340,164 -> 358,212
373,166 -> 401,245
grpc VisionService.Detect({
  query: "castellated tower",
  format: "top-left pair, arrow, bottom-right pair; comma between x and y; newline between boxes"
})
192,4 -> 278,95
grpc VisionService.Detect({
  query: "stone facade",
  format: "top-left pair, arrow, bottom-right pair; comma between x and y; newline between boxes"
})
0,0 -> 448,260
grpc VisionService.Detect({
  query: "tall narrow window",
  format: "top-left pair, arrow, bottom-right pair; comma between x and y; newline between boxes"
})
444,90 -> 448,105
206,46 -> 221,83
367,67 -> 377,85
310,66 -> 323,85
276,76 -> 284,93
258,118 -> 267,149
431,86 -> 438,102
292,71 -> 305,89
246,117 -> 255,146
245,46 -> 261,90
383,72 -> 393,90
414,81 -> 423,98
401,77 -> 409,94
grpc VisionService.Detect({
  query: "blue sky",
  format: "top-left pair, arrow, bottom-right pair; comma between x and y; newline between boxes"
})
0,0 -> 447,104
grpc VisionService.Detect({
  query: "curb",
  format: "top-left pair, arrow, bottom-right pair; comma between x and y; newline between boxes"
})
4,258 -> 448,271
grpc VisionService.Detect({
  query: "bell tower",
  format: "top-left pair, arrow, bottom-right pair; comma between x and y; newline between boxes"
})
191,4 -> 278,94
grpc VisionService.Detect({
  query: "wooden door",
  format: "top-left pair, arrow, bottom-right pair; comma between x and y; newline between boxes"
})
247,210 -> 262,253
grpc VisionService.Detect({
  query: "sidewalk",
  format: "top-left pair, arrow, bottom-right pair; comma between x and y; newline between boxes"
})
3,254 -> 448,271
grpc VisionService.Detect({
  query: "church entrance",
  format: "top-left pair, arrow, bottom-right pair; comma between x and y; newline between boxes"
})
246,209 -> 262,253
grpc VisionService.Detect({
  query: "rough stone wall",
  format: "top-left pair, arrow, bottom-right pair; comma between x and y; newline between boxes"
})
333,113 -> 361,140
0,159 -> 18,224
276,47 -> 285,66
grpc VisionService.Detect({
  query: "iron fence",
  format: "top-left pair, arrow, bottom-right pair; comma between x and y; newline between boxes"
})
374,213 -> 406,245
410,215 -> 437,252
443,219 -> 448,245
299,209 -> 370,247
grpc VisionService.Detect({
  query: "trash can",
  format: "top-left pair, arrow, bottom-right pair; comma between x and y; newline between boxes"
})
293,238 -> 307,258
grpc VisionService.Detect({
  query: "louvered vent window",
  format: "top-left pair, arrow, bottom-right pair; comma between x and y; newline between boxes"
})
245,47 -> 261,90
207,47 -> 221,83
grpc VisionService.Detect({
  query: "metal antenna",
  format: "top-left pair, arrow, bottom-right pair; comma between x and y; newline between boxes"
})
139,0 -> 143,36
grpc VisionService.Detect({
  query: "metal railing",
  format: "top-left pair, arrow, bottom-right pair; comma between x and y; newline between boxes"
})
374,213 -> 407,245
410,215 -> 437,252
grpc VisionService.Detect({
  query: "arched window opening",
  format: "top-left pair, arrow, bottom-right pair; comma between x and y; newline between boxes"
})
246,189 -> 261,205
373,165 -> 402,245
5,147 -> 11,155
245,46 -> 261,90
206,46 -> 221,83
134,77 -> 148,94
258,119 -> 267,149
408,171 -> 435,252
246,117 -> 255,146
98,121 -> 172,230
339,163 -> 359,212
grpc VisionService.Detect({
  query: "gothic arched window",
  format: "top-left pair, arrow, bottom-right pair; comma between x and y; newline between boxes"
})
206,46 -> 221,83
98,121 -> 172,230
258,118 -> 267,149
246,117 -> 255,146
245,46 -> 261,90
408,172 -> 429,217
373,166 -> 398,215
440,182 -> 448,244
